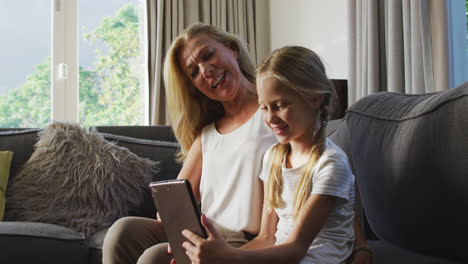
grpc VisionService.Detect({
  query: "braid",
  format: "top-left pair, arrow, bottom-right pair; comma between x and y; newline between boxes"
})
320,95 -> 331,124
291,95 -> 332,218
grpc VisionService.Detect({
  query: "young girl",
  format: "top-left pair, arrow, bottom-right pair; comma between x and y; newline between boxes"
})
182,46 -> 356,264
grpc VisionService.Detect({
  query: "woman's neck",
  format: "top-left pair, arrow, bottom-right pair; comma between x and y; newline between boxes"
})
215,81 -> 258,134
221,80 -> 258,117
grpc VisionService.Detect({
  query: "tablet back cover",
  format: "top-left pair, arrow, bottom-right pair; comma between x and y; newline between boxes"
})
149,180 -> 206,264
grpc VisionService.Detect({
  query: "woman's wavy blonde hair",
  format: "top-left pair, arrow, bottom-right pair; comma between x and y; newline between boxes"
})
257,46 -> 337,219
163,22 -> 256,161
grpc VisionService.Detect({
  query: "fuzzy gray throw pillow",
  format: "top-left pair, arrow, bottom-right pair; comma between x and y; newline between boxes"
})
4,122 -> 158,236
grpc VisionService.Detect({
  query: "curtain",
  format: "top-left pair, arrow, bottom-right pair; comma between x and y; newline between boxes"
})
147,0 -> 267,125
347,0 -> 452,105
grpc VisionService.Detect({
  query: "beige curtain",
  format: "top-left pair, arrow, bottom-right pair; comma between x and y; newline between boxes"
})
347,0 -> 452,105
147,0 -> 268,125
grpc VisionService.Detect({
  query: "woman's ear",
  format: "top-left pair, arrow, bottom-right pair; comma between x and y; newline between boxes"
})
229,43 -> 239,60
312,94 -> 326,109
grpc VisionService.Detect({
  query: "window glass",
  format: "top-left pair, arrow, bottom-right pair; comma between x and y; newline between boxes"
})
0,1 -> 51,128
450,0 -> 468,87
79,0 -> 147,126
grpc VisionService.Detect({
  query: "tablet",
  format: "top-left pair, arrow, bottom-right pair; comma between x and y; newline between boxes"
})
149,179 -> 207,264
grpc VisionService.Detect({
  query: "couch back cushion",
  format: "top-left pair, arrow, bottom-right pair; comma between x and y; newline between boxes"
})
91,126 -> 183,218
0,128 -> 41,180
91,125 -> 176,142
96,132 -> 182,218
345,82 -> 468,262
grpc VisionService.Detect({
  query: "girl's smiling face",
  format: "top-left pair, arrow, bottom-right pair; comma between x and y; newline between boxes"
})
257,74 -> 321,145
178,33 -> 242,102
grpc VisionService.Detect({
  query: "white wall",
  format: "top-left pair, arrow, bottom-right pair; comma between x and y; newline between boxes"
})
268,0 -> 348,79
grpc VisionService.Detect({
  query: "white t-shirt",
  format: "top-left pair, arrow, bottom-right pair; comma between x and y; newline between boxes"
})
260,139 -> 355,264
200,109 -> 277,242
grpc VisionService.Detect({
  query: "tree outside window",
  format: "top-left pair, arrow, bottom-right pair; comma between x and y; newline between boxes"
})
0,3 -> 144,128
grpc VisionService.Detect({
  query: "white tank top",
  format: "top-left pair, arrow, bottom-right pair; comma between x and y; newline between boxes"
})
200,109 -> 276,241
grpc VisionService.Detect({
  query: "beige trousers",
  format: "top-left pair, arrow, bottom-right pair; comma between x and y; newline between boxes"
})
102,216 -> 246,264
102,217 -> 171,264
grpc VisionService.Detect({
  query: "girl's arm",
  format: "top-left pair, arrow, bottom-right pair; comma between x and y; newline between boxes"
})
234,193 -> 337,264
350,211 -> 372,264
176,134 -> 203,203
182,193 -> 337,264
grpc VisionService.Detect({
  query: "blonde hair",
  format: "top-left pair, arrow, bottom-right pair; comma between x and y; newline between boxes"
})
258,46 -> 337,218
163,22 -> 256,161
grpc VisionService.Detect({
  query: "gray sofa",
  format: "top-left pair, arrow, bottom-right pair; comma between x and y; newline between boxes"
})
0,82 -> 466,264
327,81 -> 467,264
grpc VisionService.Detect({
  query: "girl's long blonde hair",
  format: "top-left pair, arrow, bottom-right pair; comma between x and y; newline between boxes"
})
163,22 -> 256,161
257,46 -> 337,218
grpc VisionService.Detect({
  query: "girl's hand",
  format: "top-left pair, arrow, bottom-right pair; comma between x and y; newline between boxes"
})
182,215 -> 234,264
350,247 -> 372,264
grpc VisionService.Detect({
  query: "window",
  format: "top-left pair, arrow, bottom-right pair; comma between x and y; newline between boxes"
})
449,0 -> 468,88
0,0 -> 147,128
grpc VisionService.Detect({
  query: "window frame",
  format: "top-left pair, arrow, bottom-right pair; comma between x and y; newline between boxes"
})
52,0 -> 79,122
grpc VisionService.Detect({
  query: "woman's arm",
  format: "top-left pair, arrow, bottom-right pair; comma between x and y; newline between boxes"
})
183,193 -> 337,264
166,134 -> 202,256
241,180 -> 279,250
176,134 -> 203,203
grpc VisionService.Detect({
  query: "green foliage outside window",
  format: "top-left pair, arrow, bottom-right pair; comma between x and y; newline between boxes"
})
0,4 -> 143,128
0,61 -> 51,127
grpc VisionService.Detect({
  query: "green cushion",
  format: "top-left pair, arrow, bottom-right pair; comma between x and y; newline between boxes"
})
0,151 -> 13,220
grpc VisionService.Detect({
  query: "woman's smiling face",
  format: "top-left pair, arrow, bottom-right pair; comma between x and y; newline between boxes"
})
257,74 -> 320,145
178,33 -> 243,102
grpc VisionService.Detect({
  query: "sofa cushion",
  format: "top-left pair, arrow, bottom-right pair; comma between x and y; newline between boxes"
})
97,132 -> 181,218
345,82 -> 468,262
4,122 -> 158,236
0,151 -> 13,221
367,240 -> 463,264
91,125 -> 177,142
0,221 -> 88,264
88,227 -> 109,264
98,132 -> 180,181
0,128 -> 41,180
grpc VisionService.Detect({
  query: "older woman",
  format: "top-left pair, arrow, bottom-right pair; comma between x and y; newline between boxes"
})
102,22 -> 371,264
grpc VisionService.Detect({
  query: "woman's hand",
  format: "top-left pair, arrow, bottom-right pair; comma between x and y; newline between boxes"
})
182,215 -> 235,264
156,212 -> 173,255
